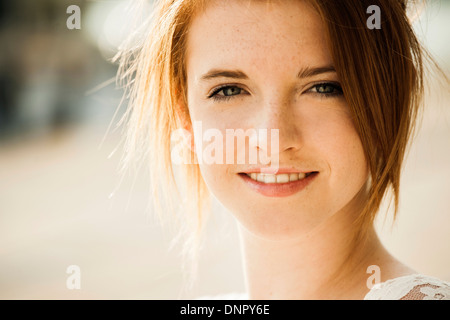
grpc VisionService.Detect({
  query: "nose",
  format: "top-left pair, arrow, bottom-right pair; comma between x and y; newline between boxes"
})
254,94 -> 302,156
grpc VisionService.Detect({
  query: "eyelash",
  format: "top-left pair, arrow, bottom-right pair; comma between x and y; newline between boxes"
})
207,84 -> 246,102
207,82 -> 343,102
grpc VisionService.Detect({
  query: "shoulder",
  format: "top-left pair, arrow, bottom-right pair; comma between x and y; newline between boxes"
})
364,274 -> 450,300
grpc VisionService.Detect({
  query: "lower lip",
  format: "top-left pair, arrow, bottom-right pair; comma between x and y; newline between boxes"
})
238,172 -> 318,197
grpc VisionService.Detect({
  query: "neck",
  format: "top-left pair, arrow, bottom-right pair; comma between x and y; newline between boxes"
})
238,207 -> 383,300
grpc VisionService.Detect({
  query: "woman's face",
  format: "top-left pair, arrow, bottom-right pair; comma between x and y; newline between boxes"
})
185,0 -> 369,240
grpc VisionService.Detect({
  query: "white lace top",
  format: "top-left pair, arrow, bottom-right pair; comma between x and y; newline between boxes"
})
364,274 -> 450,300
199,274 -> 450,300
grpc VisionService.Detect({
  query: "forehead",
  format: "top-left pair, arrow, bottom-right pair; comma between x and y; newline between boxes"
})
186,0 -> 332,81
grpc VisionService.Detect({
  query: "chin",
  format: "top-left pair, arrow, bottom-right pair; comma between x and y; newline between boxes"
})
232,205 -> 332,241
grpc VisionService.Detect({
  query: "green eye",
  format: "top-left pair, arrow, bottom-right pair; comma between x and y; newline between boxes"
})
316,84 -> 334,93
222,86 -> 241,96
310,83 -> 343,97
209,85 -> 244,101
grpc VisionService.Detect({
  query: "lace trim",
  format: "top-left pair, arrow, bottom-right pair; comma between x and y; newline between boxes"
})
364,274 -> 450,300
198,274 -> 450,300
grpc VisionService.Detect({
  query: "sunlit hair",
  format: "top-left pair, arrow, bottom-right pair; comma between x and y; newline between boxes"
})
114,0 -> 434,282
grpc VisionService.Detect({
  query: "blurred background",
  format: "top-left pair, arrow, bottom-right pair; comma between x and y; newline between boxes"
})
0,0 -> 449,299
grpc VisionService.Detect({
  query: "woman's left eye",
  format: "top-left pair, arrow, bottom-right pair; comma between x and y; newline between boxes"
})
308,83 -> 343,97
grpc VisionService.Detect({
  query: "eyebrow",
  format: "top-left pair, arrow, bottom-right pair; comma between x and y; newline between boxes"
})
200,66 -> 336,82
297,66 -> 336,79
200,69 -> 249,81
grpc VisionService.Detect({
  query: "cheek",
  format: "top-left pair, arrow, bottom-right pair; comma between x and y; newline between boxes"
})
187,98 -> 237,199
198,163 -> 239,214
315,116 -> 369,197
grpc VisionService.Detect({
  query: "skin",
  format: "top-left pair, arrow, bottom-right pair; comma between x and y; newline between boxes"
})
184,0 -> 414,299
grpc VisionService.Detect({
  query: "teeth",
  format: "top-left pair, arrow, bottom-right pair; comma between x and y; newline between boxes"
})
246,172 -> 309,184
276,174 -> 289,183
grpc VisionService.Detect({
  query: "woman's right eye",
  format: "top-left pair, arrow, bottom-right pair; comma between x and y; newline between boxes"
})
208,86 -> 244,101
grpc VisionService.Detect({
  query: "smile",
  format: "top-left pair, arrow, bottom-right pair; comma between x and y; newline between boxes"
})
238,171 -> 319,197
245,172 -> 312,184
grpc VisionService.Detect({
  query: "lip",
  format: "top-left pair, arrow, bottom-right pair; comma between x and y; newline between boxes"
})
242,168 -> 311,174
238,171 -> 319,197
